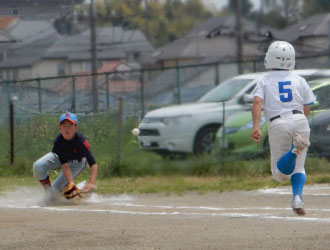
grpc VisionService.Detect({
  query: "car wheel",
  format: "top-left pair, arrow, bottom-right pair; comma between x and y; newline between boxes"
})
194,126 -> 220,155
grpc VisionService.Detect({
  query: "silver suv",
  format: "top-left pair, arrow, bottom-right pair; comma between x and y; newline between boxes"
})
137,69 -> 330,157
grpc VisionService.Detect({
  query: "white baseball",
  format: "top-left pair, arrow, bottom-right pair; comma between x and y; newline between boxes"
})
132,128 -> 140,136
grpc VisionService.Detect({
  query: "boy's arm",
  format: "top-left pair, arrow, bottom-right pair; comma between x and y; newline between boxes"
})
83,163 -> 98,192
304,104 -> 310,117
251,96 -> 263,143
61,163 -> 74,184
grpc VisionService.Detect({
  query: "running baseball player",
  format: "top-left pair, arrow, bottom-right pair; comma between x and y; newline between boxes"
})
33,112 -> 98,200
251,41 -> 315,216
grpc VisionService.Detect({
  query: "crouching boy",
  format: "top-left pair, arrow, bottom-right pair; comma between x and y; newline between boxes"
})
33,112 -> 98,198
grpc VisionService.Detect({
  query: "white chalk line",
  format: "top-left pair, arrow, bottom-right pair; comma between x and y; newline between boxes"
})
258,186 -> 330,196
2,185 -> 330,223
5,204 -> 330,223
111,203 -> 330,213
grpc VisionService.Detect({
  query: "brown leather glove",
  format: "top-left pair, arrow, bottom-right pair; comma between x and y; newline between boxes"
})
63,182 -> 82,199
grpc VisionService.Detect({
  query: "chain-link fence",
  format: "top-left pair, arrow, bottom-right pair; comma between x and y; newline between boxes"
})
1,55 -> 330,166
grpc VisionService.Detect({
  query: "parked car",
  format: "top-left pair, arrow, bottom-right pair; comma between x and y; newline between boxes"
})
309,109 -> 330,159
137,70 -> 330,157
216,77 -> 330,158
216,111 -> 269,157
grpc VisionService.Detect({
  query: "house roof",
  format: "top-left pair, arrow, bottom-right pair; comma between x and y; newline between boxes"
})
0,37 -> 59,68
140,15 -> 274,65
276,13 -> 330,42
45,26 -> 153,61
143,62 -> 213,99
98,60 -> 127,73
0,19 -> 60,69
7,19 -> 59,43
140,35 -> 264,65
0,16 -> 19,30
186,16 -> 276,38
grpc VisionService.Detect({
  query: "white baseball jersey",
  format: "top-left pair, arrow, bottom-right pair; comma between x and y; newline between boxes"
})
252,71 -> 315,121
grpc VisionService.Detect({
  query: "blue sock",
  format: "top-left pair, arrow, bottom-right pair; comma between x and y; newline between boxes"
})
277,145 -> 296,175
291,173 -> 306,198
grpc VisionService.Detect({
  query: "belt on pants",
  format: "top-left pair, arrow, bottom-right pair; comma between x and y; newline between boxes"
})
269,110 -> 303,122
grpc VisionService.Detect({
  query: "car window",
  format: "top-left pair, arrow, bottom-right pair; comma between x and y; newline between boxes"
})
313,86 -> 330,109
198,78 -> 253,103
304,74 -> 330,81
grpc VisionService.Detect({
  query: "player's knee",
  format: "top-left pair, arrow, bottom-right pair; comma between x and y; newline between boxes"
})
32,160 -> 43,178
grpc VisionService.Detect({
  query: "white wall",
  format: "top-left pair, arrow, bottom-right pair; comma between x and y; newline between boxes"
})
70,61 -> 88,74
32,59 -> 70,77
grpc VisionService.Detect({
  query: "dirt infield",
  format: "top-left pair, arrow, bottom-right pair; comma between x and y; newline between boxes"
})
1,185 -> 330,250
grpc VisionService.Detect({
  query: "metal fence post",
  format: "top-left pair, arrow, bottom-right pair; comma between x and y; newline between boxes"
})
5,81 -> 11,105
215,63 -> 220,86
176,66 -> 181,104
72,76 -> 76,113
253,60 -> 257,72
37,79 -> 42,113
222,101 -> 226,148
116,97 -> 123,167
106,73 -> 110,112
140,70 -> 145,118
9,97 -> 15,164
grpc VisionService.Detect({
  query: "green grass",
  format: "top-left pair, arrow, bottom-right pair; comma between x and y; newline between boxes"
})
2,171 -> 330,195
0,175 -> 274,195
1,113 -> 330,194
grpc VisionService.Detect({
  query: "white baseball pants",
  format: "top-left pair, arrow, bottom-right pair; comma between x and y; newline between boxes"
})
268,113 -> 310,182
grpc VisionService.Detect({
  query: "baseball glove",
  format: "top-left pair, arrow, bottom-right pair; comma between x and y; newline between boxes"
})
63,182 -> 83,199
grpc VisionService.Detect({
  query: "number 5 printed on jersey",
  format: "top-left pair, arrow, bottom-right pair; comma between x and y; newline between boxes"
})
278,81 -> 292,102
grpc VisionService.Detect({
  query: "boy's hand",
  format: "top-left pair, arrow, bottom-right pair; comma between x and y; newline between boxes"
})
251,128 -> 261,143
83,183 -> 94,192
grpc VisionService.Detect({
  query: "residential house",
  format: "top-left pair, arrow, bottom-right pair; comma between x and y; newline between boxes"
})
0,0 -> 83,20
0,19 -> 153,80
49,61 -> 141,113
44,26 -> 153,77
139,16 -> 275,70
0,17 -> 61,80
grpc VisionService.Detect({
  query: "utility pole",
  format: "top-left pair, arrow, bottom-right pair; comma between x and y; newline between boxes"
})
70,0 -> 75,34
144,0 -> 149,40
235,0 -> 243,74
90,0 -> 99,112
284,0 -> 289,27
257,0 -> 264,32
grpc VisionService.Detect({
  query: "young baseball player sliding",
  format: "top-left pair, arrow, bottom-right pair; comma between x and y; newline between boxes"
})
33,112 -> 98,200
251,41 -> 315,216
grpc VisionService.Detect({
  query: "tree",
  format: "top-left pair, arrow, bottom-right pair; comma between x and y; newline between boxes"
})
227,0 -> 253,18
303,0 -> 330,17
96,0 -> 212,47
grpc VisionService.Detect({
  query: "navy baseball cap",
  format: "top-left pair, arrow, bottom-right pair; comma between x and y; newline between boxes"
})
59,112 -> 78,125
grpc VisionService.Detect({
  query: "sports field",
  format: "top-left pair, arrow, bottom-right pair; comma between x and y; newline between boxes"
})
1,184 -> 330,250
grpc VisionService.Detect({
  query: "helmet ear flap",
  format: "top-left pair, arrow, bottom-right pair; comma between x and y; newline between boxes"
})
264,41 -> 295,70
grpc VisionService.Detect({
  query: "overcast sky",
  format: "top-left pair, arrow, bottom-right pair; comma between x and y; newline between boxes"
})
88,0 -> 261,11
202,0 -> 261,11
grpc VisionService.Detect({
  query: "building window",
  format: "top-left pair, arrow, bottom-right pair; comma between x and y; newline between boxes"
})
57,63 -> 66,76
8,2 -> 18,16
8,7 -> 18,15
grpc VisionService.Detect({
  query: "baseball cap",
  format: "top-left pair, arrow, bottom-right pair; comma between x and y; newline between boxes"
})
59,112 -> 78,125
